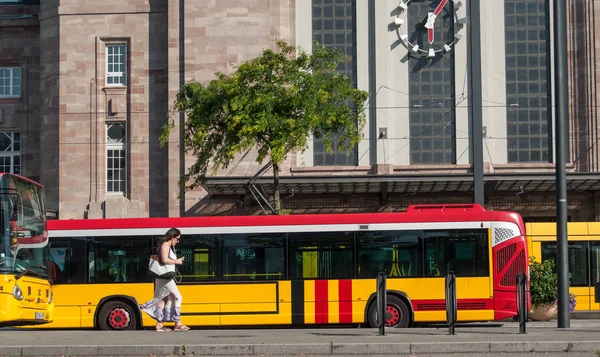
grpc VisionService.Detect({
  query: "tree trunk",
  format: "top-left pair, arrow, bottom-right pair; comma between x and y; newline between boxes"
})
273,162 -> 281,214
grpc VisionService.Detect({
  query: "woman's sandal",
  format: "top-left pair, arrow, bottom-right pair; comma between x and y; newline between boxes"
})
155,326 -> 171,331
173,324 -> 190,331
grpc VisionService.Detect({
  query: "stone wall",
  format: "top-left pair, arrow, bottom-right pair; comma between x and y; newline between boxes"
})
0,3 -> 40,183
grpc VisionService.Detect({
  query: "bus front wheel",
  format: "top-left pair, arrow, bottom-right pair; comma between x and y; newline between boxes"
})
98,300 -> 138,331
367,295 -> 410,328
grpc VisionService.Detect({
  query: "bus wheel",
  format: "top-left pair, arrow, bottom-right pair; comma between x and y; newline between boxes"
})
368,295 -> 410,328
98,300 -> 138,331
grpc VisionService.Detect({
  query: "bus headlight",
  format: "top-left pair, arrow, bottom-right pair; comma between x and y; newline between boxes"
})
13,285 -> 23,301
48,290 -> 53,304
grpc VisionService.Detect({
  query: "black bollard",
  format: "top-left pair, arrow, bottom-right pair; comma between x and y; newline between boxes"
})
516,273 -> 527,334
376,272 -> 387,336
445,271 -> 457,335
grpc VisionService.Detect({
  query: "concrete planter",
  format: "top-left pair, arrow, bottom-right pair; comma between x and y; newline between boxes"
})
529,304 -> 557,321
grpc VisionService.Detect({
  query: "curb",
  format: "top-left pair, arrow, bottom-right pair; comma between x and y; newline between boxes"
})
3,341 -> 600,356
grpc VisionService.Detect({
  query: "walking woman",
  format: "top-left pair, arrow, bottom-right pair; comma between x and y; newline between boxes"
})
140,228 -> 190,331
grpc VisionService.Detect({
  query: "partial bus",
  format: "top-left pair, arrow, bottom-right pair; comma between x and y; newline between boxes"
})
0,173 -> 53,326
528,222 -> 600,311
45,204 -> 528,330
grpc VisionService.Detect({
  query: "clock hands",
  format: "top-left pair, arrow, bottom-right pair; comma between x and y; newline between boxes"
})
425,0 -> 448,44
393,0 -> 464,57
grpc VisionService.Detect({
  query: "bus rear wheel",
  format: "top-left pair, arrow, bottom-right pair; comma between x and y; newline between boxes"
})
98,300 -> 138,331
367,295 -> 410,328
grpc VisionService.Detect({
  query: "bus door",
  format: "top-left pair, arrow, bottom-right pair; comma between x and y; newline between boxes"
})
590,243 -> 600,310
542,240 -> 590,311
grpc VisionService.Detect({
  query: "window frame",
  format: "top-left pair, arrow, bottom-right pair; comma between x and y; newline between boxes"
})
105,43 -> 127,86
0,132 -> 21,174
105,122 -> 126,194
0,67 -> 22,98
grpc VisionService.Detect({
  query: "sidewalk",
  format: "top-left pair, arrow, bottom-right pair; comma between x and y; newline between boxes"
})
2,320 -> 600,356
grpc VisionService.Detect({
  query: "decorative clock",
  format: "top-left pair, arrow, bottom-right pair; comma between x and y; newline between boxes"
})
393,0 -> 467,58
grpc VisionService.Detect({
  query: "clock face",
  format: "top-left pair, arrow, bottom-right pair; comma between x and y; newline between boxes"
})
393,0 -> 466,58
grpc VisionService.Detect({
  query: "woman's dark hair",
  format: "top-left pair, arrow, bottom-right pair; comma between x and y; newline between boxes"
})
156,228 -> 181,252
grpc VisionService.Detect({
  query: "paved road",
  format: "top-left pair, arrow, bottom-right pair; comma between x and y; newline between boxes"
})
3,320 -> 600,356
16,355 -> 600,357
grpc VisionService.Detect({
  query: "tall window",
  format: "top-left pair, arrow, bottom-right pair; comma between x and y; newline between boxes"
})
408,1 -> 456,164
0,68 -> 21,98
312,0 -> 357,166
106,122 -> 126,193
504,0 -> 551,162
0,132 -> 20,174
106,44 -> 126,86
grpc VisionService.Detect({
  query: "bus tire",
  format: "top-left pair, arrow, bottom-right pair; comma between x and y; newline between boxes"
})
97,300 -> 138,331
367,295 -> 410,328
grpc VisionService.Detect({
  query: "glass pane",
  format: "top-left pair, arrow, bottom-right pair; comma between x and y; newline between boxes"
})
423,229 -> 489,277
289,231 -> 354,279
590,243 -> 600,288
88,238 -> 150,283
175,235 -> 218,282
542,241 -> 589,286
106,123 -> 126,142
357,230 -> 423,278
312,0 -> 357,166
14,132 -> 21,151
0,133 -> 11,151
505,0 -> 550,162
221,234 -> 285,281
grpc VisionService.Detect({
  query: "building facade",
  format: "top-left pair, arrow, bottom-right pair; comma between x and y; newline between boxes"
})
1,0 -> 600,222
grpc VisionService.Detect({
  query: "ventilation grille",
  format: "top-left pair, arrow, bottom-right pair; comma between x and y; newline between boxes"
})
416,303 -> 444,311
416,302 -> 487,311
500,249 -> 526,287
493,227 -> 515,245
458,302 -> 487,310
496,243 -> 516,275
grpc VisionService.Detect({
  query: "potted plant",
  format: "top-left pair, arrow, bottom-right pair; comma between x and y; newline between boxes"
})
528,256 -> 558,321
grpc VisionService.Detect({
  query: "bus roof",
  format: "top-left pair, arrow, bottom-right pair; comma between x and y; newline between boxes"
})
49,204 -> 524,231
0,173 -> 43,187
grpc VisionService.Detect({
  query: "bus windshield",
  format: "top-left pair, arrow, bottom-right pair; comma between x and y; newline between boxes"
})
0,174 -> 49,278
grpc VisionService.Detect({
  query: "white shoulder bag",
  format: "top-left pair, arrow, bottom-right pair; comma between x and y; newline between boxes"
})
148,254 -> 176,279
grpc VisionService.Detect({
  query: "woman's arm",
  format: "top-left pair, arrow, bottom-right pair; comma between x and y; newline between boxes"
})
159,242 -> 183,265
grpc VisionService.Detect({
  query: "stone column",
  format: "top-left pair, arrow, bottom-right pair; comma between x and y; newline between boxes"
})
39,0 -> 60,215
167,0 -> 184,217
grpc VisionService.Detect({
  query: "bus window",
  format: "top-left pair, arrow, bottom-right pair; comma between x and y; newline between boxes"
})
357,230 -> 423,278
176,235 -> 217,281
423,229 -> 489,277
88,238 -> 150,283
220,233 -> 284,281
49,244 -> 68,283
542,241 -> 589,286
289,231 -> 354,279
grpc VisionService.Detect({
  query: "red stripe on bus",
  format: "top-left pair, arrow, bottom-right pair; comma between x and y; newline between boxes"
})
315,280 -> 328,324
338,280 -> 352,323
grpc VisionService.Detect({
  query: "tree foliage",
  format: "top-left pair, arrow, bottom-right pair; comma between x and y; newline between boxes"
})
161,40 -> 369,213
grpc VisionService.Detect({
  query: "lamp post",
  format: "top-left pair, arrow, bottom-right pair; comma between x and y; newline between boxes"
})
553,0 -> 570,329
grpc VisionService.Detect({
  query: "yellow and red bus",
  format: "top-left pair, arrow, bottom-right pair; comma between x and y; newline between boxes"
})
527,222 -> 600,311
0,173 -> 53,327
44,204 -> 528,330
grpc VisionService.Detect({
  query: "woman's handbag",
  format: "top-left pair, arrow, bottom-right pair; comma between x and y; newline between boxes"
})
148,254 -> 176,279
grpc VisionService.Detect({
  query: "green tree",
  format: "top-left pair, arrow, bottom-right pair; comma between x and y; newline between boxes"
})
161,40 -> 369,214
